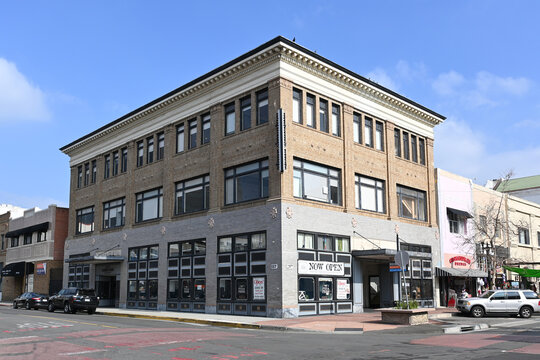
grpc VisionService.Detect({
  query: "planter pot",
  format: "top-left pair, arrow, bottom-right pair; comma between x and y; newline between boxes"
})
380,308 -> 433,325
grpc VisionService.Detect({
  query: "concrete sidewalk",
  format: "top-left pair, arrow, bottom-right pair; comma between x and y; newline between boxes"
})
0,301 -> 458,333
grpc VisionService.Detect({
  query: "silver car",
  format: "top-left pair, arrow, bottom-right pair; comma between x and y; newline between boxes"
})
456,290 -> 540,318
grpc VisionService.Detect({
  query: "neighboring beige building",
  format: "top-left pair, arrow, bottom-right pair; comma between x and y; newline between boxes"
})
505,195 -> 540,288
61,37 -> 444,317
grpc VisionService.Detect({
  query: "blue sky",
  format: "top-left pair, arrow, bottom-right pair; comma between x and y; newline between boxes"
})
1,1 -> 539,209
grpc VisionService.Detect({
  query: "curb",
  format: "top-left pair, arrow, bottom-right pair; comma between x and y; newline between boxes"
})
96,311 -> 266,330
443,323 -> 489,334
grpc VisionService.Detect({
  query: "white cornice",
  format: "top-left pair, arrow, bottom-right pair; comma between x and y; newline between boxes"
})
63,41 -> 444,162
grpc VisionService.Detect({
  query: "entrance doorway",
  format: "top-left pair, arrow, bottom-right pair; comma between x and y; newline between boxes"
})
369,275 -> 380,308
95,275 -> 117,307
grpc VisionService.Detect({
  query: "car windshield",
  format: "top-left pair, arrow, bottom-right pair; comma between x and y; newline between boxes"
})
78,289 -> 95,296
479,290 -> 495,298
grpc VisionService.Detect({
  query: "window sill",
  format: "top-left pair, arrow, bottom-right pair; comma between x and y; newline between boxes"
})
133,218 -> 162,227
395,155 -> 426,167
293,196 -> 342,209
352,141 -> 385,154
172,209 -> 209,220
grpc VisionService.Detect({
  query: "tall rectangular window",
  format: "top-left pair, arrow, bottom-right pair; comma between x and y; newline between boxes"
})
76,206 -> 95,234
175,175 -> 210,214
537,231 -> 540,247
188,119 -> 197,149
319,99 -> 328,133
136,188 -> 163,223
448,209 -> 466,234
176,124 -> 185,153
293,88 -> 302,124
104,154 -> 110,179
202,114 -> 211,144
225,102 -> 235,135
518,228 -> 530,245
112,151 -> 119,176
293,158 -> 341,205
332,104 -> 340,136
397,185 -> 426,221
147,137 -> 154,164
257,89 -> 268,125
225,159 -> 269,205
375,121 -> 384,151
121,148 -> 128,172
355,175 -> 385,213
84,163 -> 90,186
91,160 -> 97,183
353,112 -> 362,144
394,129 -> 401,157
137,141 -> 144,167
364,117 -> 373,147
103,198 -> 125,229
306,94 -> 315,128
157,132 -> 165,160
419,138 -> 426,165
403,132 -> 410,160
23,233 -> 32,245
77,166 -> 82,188
127,245 -> 159,302
411,135 -> 418,162
240,96 -> 251,131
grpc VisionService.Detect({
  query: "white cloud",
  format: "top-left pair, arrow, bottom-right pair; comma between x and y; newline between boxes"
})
366,67 -> 399,91
396,60 -> 427,81
435,119 -> 540,184
514,118 -> 540,129
432,70 -> 532,107
0,58 -> 50,122
432,71 -> 465,96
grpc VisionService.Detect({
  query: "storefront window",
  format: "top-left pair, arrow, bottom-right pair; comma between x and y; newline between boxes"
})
194,279 -> 206,300
128,281 -> 137,299
129,249 -> 138,261
138,281 -> 147,300
219,278 -> 232,300
251,233 -> 266,249
236,278 -> 249,300
297,233 -> 314,249
318,278 -> 333,300
298,277 -> 315,301
235,236 -> 249,251
181,279 -> 192,299
168,279 -> 179,299
148,279 -> 158,300
318,236 -> 332,251
219,237 -> 232,253
194,241 -> 206,255
182,242 -> 192,255
169,243 -> 179,257
335,237 -> 349,252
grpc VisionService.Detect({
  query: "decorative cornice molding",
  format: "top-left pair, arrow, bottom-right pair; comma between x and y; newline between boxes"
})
63,41 -> 443,156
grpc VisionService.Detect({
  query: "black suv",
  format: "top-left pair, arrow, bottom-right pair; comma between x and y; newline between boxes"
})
48,288 -> 99,314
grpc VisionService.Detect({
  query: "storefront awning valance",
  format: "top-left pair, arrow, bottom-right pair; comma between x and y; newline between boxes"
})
5,222 -> 49,238
1,261 -> 25,277
436,267 -> 487,278
447,208 -> 473,219
503,265 -> 540,278
352,248 -> 431,261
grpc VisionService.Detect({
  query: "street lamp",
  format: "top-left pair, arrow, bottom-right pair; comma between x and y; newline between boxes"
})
481,241 -> 493,289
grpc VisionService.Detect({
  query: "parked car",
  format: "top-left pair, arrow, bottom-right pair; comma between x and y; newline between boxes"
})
47,288 -> 98,314
13,292 -> 49,310
457,289 -> 540,318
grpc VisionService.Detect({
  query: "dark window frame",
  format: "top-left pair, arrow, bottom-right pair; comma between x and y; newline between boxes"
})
332,104 -> 341,137
293,158 -> 342,205
175,175 -> 210,215
394,129 -> 401,157
240,96 -> 251,131
137,141 -> 144,167
256,89 -> 268,125
202,113 -> 211,144
353,112 -> 362,144
146,136 -> 154,164
319,98 -> 329,133
103,197 -> 126,230
135,188 -> 163,223
104,154 -> 110,179
225,102 -> 235,135
364,117 -> 373,147
355,174 -> 386,214
121,148 -> 128,173
396,185 -> 427,221
293,88 -> 302,124
224,159 -> 269,205
76,206 -> 95,234
176,124 -> 185,153
188,118 -> 198,149
157,132 -> 165,160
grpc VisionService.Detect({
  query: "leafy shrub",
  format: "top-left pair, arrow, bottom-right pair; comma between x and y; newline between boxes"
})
394,300 -> 419,309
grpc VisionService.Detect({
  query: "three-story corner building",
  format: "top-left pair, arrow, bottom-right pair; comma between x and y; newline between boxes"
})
1,206 -> 68,301
60,37 -> 445,317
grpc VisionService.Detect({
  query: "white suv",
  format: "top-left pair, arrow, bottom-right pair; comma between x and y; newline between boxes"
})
456,290 -> 540,318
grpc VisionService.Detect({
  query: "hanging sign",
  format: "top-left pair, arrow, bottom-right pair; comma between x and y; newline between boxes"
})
298,260 -> 344,276
36,263 -> 47,275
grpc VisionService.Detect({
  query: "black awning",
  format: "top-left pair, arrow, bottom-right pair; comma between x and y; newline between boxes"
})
436,267 -> 487,278
5,222 -> 49,238
1,262 -> 25,277
447,208 -> 473,219
65,255 -> 124,264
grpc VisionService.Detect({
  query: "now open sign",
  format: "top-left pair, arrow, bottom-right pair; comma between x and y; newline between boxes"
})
298,260 -> 345,276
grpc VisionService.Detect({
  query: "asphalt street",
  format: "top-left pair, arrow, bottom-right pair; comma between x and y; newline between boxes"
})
0,306 -> 539,359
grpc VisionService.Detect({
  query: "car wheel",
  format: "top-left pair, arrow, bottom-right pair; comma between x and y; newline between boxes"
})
13,301 -> 18,309
64,302 -> 72,314
519,306 -> 532,319
25,301 -> 30,310
471,306 -> 485,318
87,308 -> 95,315
48,303 -> 55,312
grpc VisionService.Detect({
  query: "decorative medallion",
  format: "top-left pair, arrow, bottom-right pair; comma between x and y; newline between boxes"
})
351,218 -> 358,228
208,217 -> 215,229
122,232 -> 128,241
91,238 -> 96,246
271,207 -> 278,219
286,207 -> 293,219
160,226 -> 167,235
